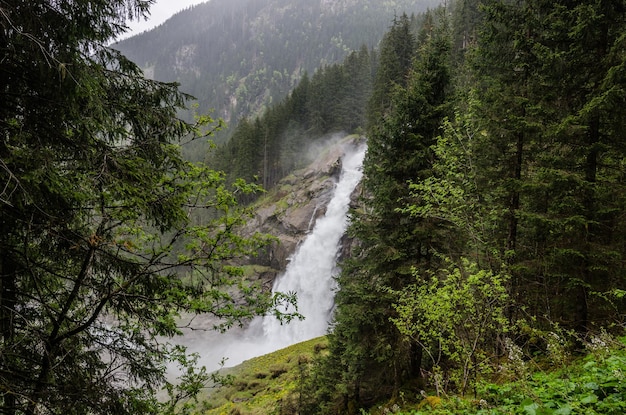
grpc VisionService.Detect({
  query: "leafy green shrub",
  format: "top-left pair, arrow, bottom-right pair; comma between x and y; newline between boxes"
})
364,337 -> 625,414
391,258 -> 511,395
476,335 -> 626,415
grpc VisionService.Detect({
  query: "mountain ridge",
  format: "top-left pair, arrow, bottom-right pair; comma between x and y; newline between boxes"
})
113,0 -> 440,150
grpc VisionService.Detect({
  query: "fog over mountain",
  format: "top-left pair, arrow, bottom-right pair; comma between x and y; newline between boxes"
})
113,0 -> 440,148
118,0 -> 209,40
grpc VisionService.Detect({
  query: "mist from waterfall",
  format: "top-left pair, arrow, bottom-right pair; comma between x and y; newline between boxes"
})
262,142 -> 366,343
179,142 -> 366,373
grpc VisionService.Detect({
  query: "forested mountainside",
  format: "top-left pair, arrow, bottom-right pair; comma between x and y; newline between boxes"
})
210,44 -> 375,193
113,0 -> 440,159
213,0 -> 626,413
209,12 -> 437,197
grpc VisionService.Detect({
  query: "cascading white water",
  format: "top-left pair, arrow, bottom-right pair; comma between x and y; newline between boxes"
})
260,143 -> 366,345
181,143 -> 366,373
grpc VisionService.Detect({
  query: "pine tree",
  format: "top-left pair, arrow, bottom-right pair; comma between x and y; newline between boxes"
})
312,12 -> 453,411
470,0 -> 626,333
0,2 -> 282,413
530,0 -> 626,331
366,13 -> 416,131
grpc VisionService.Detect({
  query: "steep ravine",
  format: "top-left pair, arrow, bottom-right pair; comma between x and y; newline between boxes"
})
242,134 -> 365,291
172,135 -> 365,373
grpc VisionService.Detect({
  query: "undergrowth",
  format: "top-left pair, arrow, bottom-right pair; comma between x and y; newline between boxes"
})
367,335 -> 626,415
197,334 -> 626,415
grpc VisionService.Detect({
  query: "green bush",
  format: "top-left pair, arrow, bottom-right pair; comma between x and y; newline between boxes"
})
381,336 -> 626,415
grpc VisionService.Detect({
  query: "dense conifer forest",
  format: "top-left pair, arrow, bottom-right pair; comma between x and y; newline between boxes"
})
2,0 -> 626,414
216,0 -> 626,413
114,0 -> 440,160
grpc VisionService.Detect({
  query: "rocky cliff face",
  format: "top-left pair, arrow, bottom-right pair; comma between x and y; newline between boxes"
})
243,135 -> 364,288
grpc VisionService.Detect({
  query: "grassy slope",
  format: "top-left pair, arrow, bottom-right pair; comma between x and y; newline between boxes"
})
201,337 -> 328,415
198,335 -> 626,415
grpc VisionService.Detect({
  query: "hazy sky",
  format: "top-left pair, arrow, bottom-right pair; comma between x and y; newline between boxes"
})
121,0 -> 209,38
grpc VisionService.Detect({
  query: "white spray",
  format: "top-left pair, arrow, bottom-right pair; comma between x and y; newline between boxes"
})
178,142 -> 366,373
260,143 -> 366,344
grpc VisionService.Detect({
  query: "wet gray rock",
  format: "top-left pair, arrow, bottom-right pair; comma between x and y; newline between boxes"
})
243,135 -> 364,285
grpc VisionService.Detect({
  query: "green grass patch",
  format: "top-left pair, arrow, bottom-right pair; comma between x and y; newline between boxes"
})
202,336 -> 328,415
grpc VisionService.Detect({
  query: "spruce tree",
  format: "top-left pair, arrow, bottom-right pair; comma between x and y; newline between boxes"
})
366,13 -> 416,131
313,12 -> 452,412
0,2 -> 282,413
530,0 -> 626,331
471,0 -> 626,333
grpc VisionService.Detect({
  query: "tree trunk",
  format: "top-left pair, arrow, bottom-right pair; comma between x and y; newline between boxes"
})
576,112 -> 600,334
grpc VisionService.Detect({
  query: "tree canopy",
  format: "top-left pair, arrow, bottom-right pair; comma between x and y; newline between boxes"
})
0,1 -> 287,414
297,1 -> 626,412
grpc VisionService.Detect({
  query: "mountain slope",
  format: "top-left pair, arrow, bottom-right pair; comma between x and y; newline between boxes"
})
113,0 -> 440,136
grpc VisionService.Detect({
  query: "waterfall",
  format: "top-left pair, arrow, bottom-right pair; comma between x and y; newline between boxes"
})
178,143 -> 366,373
260,144 -> 366,345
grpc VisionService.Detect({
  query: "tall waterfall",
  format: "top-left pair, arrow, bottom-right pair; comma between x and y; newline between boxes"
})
187,143 -> 366,372
261,143 -> 366,345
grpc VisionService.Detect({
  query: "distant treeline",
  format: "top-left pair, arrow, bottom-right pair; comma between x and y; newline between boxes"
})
210,13 -> 438,198
114,0 -> 441,160
209,45 -> 372,192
